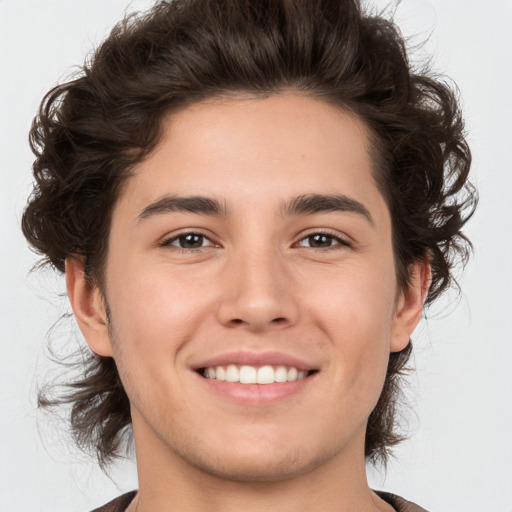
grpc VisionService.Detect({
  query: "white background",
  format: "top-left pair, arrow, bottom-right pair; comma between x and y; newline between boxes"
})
1,1 -> 511,511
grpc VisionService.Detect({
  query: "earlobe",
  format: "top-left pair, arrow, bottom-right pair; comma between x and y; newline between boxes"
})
390,261 -> 432,353
65,257 -> 113,357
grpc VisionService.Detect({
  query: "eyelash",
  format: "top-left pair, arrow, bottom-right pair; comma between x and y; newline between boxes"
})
295,230 -> 351,250
160,232 -> 216,251
160,230 -> 351,251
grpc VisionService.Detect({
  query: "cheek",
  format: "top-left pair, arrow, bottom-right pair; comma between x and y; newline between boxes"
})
106,264 -> 216,363
308,258 -> 397,335
307,262 -> 396,391
105,266 -> 212,417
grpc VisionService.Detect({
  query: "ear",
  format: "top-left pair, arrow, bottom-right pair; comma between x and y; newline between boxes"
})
390,260 -> 431,353
65,257 -> 113,357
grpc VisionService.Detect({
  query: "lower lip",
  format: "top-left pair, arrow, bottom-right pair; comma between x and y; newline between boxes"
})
196,373 -> 316,406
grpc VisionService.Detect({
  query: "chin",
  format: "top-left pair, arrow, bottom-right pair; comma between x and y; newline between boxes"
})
188,449 -> 323,483
166,431 -> 338,484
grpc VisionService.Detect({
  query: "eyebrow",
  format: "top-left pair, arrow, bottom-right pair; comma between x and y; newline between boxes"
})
138,195 -> 229,221
137,193 -> 373,225
281,194 -> 374,225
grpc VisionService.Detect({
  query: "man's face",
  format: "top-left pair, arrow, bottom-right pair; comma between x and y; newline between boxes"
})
79,95 -> 422,482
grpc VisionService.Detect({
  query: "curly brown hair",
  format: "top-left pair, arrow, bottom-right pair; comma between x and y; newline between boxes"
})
22,0 -> 476,468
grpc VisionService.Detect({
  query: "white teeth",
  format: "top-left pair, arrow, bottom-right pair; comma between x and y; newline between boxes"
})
216,366 -> 226,381
225,364 -> 239,382
287,367 -> 298,381
257,365 -> 274,384
275,366 -> 288,382
203,364 -> 311,384
239,365 -> 257,384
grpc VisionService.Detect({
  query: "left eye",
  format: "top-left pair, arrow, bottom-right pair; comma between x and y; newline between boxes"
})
297,233 -> 347,248
164,233 -> 214,249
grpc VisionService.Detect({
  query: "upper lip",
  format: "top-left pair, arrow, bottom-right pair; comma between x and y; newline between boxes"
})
191,351 -> 317,372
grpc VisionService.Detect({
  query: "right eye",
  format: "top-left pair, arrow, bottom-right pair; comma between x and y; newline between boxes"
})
162,232 -> 215,250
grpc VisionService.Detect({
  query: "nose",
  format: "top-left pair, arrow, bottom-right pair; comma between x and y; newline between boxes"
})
216,249 -> 299,332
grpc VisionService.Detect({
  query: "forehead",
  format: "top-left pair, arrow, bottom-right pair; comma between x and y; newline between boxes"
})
115,94 -> 387,220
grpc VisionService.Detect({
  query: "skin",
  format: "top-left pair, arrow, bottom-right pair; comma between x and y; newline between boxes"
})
67,94 -> 430,512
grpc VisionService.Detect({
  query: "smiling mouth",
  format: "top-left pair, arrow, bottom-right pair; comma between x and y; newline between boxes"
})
198,364 -> 317,384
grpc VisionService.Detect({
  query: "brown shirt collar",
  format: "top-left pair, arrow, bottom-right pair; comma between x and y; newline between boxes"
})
92,490 -> 429,512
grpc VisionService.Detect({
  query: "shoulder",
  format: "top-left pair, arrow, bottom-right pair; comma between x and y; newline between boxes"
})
90,491 -> 137,512
376,491 -> 429,512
